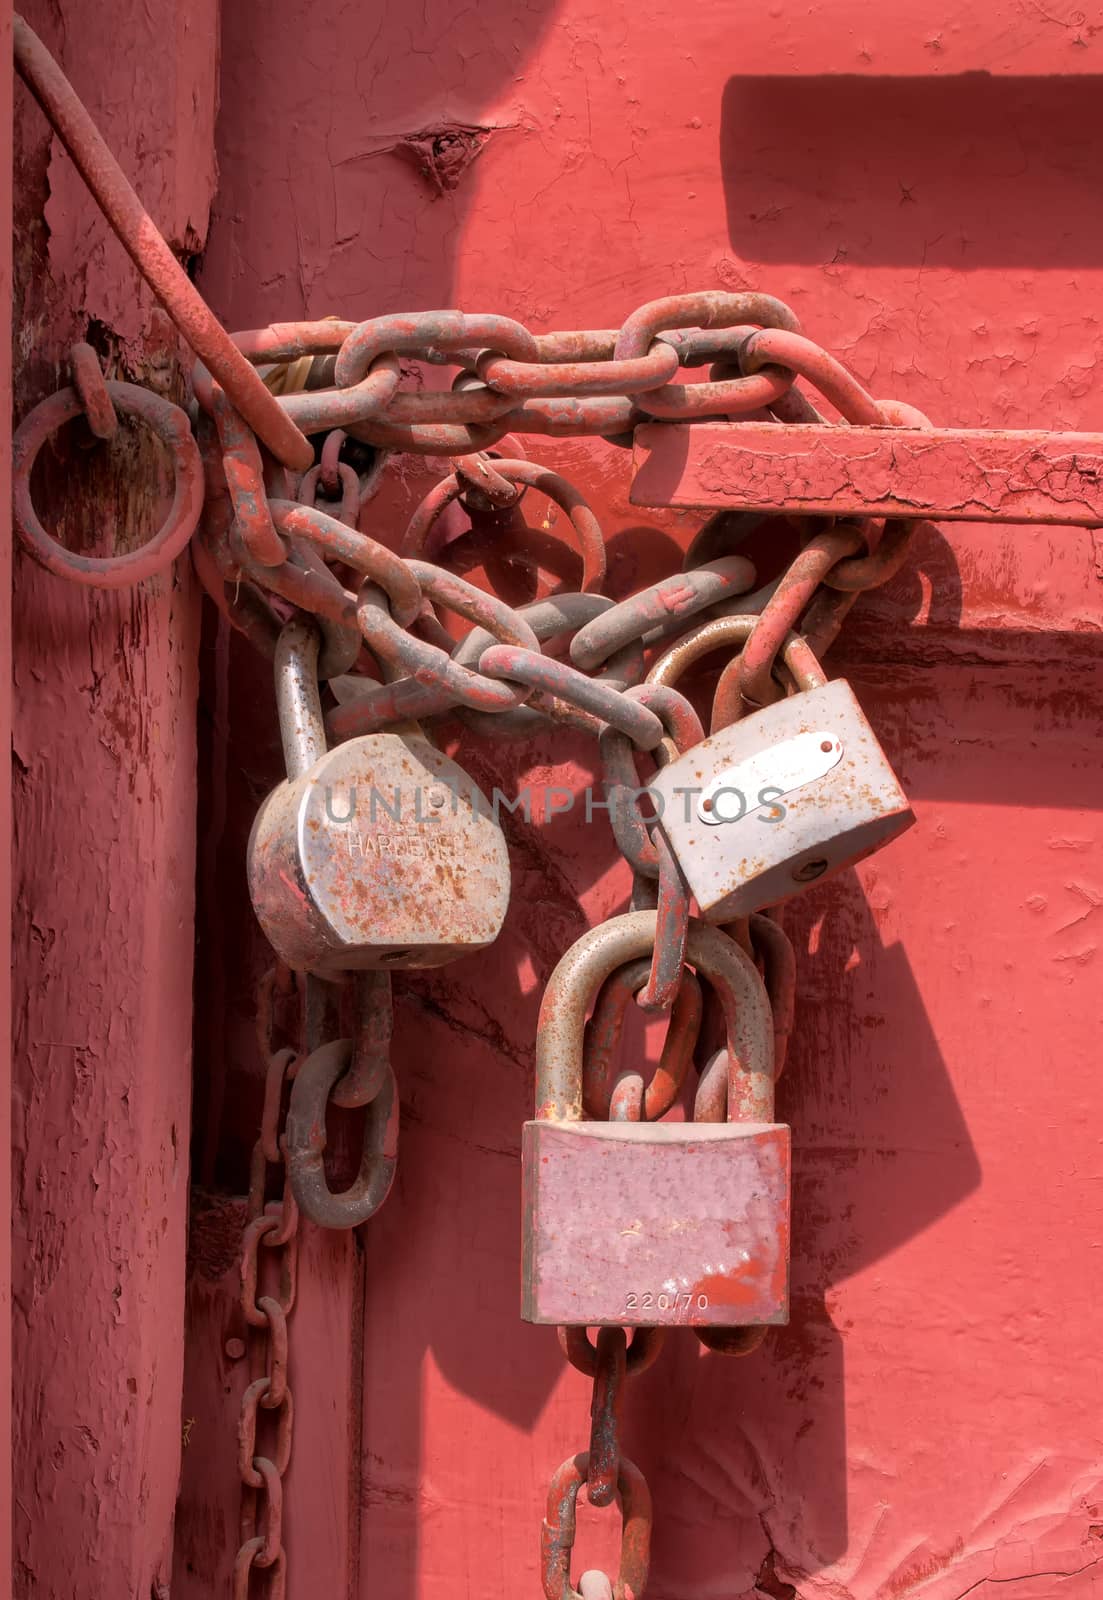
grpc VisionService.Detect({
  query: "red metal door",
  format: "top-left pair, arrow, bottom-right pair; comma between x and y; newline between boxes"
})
10,1 -> 1103,1598
173,3 -> 1103,1597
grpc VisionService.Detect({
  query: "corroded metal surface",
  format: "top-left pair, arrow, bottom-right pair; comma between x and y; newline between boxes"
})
522,1119 -> 791,1328
540,1453 -> 652,1600
284,1037 -> 399,1228
651,678 -> 915,920
248,732 -> 511,974
632,420 -> 1103,525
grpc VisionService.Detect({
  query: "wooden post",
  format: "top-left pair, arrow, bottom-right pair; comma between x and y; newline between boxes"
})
1,2 -> 15,1595
10,3 -> 217,1592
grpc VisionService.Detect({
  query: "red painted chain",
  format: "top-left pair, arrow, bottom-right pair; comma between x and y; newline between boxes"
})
234,965 -> 302,1600
541,1328 -> 662,1600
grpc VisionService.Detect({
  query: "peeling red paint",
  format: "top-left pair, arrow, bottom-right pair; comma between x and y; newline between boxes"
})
394,125 -> 497,196
10,1 -> 216,1594
633,421 -> 1103,525
182,1 -> 1103,1590
6,0 -> 1103,1597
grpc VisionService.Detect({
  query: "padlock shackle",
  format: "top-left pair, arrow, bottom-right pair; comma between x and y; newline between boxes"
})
274,617 -> 327,780
535,910 -> 774,1125
646,613 -> 826,697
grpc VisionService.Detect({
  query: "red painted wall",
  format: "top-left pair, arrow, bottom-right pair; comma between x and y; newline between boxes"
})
173,3 -> 1103,1598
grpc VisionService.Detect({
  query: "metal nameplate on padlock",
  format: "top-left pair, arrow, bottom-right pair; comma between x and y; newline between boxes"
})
248,621 -> 510,975
522,913 -> 790,1329
649,677 -> 914,920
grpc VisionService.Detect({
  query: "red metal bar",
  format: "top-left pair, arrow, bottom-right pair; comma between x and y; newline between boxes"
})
12,15 -> 313,471
631,420 -> 1103,525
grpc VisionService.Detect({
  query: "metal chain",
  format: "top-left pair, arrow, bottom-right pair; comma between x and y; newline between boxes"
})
14,14 -> 932,613
234,964 -> 302,1600
542,1328 -> 661,1600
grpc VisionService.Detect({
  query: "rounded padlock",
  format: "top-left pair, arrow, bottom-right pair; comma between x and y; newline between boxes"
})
248,619 -> 510,975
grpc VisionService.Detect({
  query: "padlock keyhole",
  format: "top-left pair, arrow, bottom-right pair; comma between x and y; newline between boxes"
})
792,858 -> 829,883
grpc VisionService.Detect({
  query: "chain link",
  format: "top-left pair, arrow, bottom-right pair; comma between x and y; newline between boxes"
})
541,1329 -> 659,1600
234,965 -> 301,1600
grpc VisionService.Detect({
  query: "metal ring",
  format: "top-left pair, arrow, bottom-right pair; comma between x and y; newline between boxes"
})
735,528 -> 862,709
12,382 -> 203,588
335,310 -> 540,389
453,593 -> 644,739
191,499 -> 282,659
598,684 -> 705,875
269,500 -> 421,627
227,523 -> 363,680
476,338 -> 679,400
583,958 -> 702,1120
297,461 -> 361,529
213,387 -> 285,568
740,327 -> 884,426
477,646 -> 665,749
328,566 -> 541,737
615,291 -> 800,419
402,458 -> 607,595
569,557 -> 757,673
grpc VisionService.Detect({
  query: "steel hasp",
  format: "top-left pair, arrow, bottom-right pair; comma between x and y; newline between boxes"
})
630,420 -> 1103,525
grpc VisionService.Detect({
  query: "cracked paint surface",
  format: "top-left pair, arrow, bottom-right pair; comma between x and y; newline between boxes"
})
634,423 -> 1103,525
171,0 -> 1103,1597
11,1 -> 216,1596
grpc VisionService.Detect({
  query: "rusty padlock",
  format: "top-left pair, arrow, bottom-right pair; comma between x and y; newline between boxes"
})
522,910 -> 789,1329
647,635 -> 914,920
248,617 -> 510,975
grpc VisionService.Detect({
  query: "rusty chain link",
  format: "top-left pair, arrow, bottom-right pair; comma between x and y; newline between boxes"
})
235,964 -> 301,1600
541,1328 -> 661,1600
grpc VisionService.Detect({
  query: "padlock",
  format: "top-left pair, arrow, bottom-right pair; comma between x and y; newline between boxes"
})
648,638 -> 914,920
248,618 -> 510,975
522,909 -> 789,1329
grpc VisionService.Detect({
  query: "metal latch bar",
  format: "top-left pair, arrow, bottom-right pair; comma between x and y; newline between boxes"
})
631,422 -> 1103,525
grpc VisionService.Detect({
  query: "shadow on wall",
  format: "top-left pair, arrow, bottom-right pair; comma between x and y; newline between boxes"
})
180,25 -> 1102,1597
721,74 -> 1103,267
181,2 -> 568,1598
